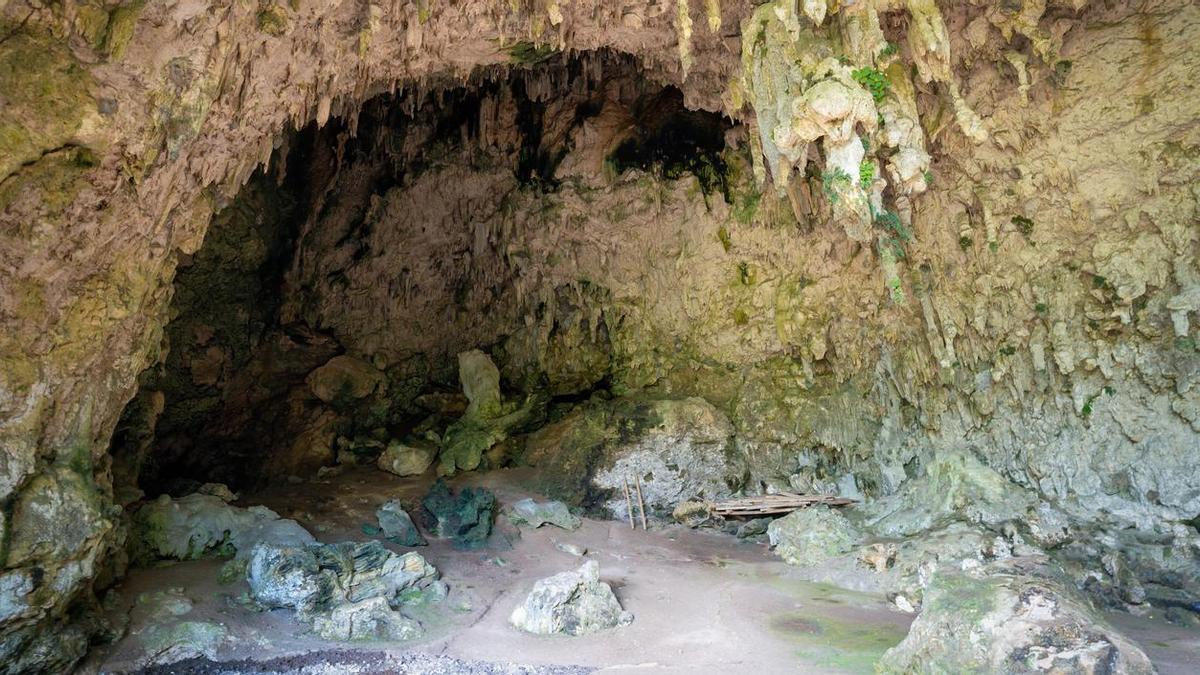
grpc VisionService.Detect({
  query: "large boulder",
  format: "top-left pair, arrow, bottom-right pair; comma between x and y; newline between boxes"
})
131,493 -> 314,564
881,557 -> 1156,674
377,439 -> 436,477
508,498 -> 581,531
768,505 -> 861,567
523,397 -> 745,519
421,480 -> 495,548
246,540 -> 440,642
306,354 -> 384,403
509,561 -> 632,636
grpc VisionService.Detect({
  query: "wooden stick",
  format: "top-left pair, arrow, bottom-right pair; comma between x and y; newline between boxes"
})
622,477 -> 635,529
634,475 -> 648,530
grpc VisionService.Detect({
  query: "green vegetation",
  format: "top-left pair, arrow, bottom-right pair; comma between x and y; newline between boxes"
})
506,41 -> 558,65
880,41 -> 899,59
1012,215 -> 1034,238
256,4 -> 289,36
821,167 -> 852,204
859,161 -> 876,189
958,235 -> 973,251
1035,302 -> 1048,314
852,67 -> 890,102
875,209 -> 910,260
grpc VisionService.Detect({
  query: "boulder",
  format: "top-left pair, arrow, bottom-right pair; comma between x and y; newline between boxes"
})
767,505 -> 861,567
377,440 -> 436,477
672,500 -> 716,528
306,355 -> 384,403
246,540 -> 440,642
508,498 -> 581,531
421,480 -> 495,548
309,596 -> 422,641
881,557 -> 1156,675
376,500 -> 427,546
509,561 -> 632,636
131,493 -> 314,564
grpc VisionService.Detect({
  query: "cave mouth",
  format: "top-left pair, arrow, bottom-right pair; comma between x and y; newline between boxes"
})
109,49 -> 737,502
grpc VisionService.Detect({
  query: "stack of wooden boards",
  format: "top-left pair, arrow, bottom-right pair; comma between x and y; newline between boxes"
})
711,493 -> 855,517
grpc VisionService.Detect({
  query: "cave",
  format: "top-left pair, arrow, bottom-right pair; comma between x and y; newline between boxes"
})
2,1 -> 1199,674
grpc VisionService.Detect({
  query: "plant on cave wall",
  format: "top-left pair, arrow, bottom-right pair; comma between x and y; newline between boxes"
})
821,167 -> 853,204
851,67 -> 890,103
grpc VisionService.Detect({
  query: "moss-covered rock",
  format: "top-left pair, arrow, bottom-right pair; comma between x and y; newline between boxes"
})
767,505 -> 861,567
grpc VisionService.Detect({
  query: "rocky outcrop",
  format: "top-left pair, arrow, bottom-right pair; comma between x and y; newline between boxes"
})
881,557 -> 1156,675
510,561 -> 632,636
246,540 -> 441,641
523,396 -> 745,518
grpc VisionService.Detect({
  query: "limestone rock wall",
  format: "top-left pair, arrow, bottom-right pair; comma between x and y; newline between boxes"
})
0,0 -> 1197,671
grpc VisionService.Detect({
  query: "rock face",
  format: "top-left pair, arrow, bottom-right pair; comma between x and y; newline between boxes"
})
881,557 -> 1156,675
246,540 -> 439,641
510,561 -> 632,636
2,0 -> 1199,669
767,506 -> 861,567
306,355 -> 385,403
524,397 -> 745,519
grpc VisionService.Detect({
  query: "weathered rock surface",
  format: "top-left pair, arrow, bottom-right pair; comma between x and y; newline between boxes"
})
881,557 -> 1157,675
131,493 -> 314,564
376,500 -> 427,547
439,351 -> 542,476
768,506 -> 861,567
306,355 -> 385,404
377,440 -> 436,477
246,540 -> 440,642
421,480 -> 496,548
508,499 -> 581,531
510,561 -> 632,636
524,397 -> 745,519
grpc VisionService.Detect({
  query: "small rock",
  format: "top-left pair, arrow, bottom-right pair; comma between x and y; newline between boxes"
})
196,483 -> 238,503
508,498 -> 581,531
376,500 -> 427,547
735,517 -> 773,539
510,561 -> 632,636
316,465 -> 344,479
672,499 -> 716,528
893,594 -> 916,614
377,439 -> 436,477
555,542 -> 587,557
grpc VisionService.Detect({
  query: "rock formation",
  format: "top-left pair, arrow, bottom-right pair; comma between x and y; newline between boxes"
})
0,0 -> 1197,670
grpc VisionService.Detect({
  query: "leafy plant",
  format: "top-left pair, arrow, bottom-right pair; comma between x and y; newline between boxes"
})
821,167 -> 852,204
875,209 -> 910,259
1012,215 -> 1034,237
859,161 -> 876,189
852,67 -> 890,102
880,41 -> 899,59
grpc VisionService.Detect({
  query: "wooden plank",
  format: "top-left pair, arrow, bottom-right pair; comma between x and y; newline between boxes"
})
710,493 -> 856,517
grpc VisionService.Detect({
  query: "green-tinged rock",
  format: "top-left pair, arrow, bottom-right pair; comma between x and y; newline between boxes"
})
420,480 -> 495,548
139,621 -> 228,666
508,498 -> 581,531
854,450 -> 1036,538
0,29 -> 100,181
459,349 -> 502,418
310,596 -> 422,641
880,557 -> 1156,675
437,350 -> 543,475
767,505 -> 861,567
246,540 -> 440,642
376,500 -> 427,546
510,561 -> 632,636
6,467 -> 107,567
103,1 -> 145,60
131,493 -> 313,563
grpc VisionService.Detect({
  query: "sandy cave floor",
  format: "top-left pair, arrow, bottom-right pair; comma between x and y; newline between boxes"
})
86,467 -> 1200,674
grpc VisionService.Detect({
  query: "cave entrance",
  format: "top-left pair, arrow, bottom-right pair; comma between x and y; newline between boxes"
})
109,50 -> 735,502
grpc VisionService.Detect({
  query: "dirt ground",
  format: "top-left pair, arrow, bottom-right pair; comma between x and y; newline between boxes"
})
87,467 -> 1199,674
